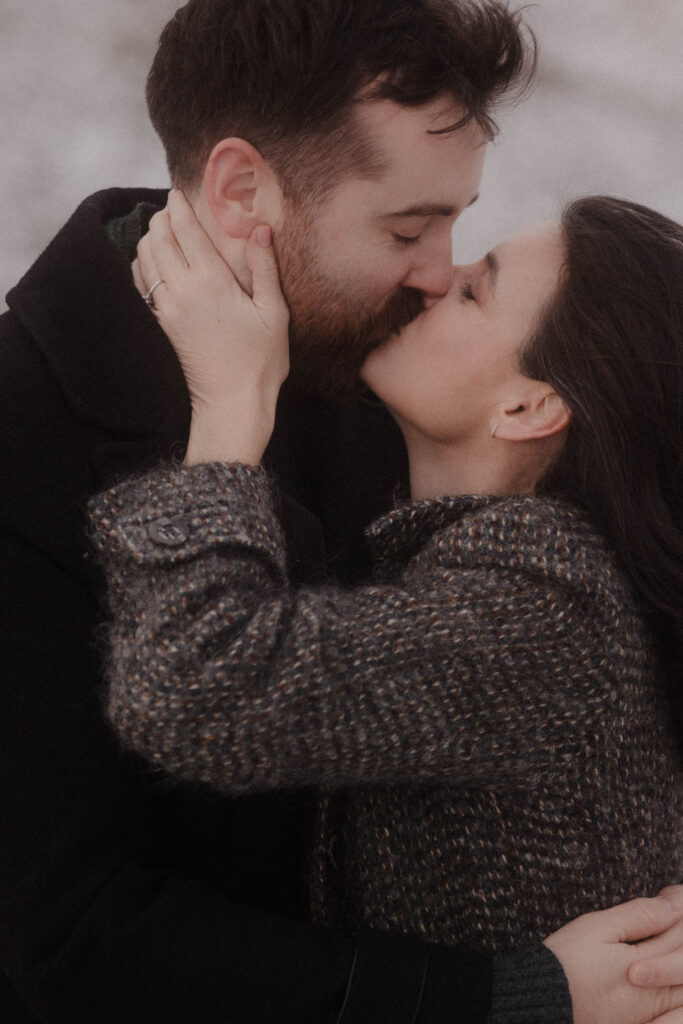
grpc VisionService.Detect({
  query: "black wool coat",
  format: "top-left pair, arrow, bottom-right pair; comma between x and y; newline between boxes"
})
0,189 -> 491,1023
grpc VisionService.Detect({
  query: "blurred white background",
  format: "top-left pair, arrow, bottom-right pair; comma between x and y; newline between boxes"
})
0,0 -> 681,308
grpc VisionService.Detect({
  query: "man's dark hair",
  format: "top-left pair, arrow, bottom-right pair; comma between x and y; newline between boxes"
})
147,0 -> 536,200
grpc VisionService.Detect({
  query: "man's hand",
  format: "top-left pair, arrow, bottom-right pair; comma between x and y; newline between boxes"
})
628,887 -> 683,997
544,890 -> 683,1024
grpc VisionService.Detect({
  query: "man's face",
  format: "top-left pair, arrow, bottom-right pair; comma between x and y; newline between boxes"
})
274,97 -> 487,398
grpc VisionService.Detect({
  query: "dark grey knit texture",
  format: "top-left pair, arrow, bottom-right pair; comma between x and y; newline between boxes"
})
490,944 -> 572,1024
89,461 -> 683,959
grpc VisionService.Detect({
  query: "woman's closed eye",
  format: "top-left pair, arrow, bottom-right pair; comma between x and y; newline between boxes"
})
461,282 -> 476,300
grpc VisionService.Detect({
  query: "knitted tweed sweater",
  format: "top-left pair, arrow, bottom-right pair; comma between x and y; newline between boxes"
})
90,461 -> 683,955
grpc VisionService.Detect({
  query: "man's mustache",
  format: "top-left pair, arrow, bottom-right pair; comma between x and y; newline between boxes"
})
286,285 -> 426,401
354,286 -> 425,354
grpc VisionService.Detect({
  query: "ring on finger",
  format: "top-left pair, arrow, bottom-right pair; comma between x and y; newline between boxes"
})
143,279 -> 166,310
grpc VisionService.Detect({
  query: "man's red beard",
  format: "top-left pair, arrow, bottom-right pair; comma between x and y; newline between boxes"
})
274,204 -> 424,401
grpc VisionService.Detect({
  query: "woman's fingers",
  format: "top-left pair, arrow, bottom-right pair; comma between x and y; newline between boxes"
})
136,203 -> 197,313
136,191 -> 259,309
131,256 -> 145,296
146,208 -> 189,281
134,244 -> 166,310
246,225 -> 289,327
166,189 -> 233,273
136,222 -> 167,296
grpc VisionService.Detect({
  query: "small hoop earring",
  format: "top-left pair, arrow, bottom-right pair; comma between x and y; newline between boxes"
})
490,422 -> 498,438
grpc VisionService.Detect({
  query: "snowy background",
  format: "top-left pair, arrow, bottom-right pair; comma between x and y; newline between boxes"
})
1,0 -> 681,308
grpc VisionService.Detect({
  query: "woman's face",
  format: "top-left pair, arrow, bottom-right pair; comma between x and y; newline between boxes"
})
360,220 -> 566,444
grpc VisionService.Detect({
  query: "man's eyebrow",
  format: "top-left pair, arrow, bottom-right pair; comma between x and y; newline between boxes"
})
387,203 -> 454,218
386,194 -> 480,219
486,250 -> 499,292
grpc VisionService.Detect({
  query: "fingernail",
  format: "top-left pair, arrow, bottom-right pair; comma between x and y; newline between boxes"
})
256,226 -> 272,248
631,966 -> 652,985
662,893 -> 683,912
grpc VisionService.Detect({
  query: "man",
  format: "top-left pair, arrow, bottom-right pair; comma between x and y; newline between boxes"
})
0,2 -> 681,1022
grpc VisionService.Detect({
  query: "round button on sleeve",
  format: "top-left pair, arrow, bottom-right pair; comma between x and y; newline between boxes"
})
147,518 -> 191,547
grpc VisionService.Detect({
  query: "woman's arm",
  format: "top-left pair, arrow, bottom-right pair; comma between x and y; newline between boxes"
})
90,457 -> 609,795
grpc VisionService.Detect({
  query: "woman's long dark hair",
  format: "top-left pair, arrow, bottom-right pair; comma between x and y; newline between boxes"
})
521,196 -> 683,688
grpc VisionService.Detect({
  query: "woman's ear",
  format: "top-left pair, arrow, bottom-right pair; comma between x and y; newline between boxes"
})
493,386 -> 571,442
203,138 -> 282,239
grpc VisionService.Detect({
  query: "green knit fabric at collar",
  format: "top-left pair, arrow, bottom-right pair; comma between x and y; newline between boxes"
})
105,201 -> 161,265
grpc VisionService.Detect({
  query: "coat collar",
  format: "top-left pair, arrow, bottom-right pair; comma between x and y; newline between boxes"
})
6,187 -> 189,440
366,493 -> 504,579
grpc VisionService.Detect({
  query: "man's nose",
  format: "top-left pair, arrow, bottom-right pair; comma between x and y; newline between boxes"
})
401,233 -> 454,298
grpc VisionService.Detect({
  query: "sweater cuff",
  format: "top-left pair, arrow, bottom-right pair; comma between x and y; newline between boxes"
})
338,931 -> 491,1024
88,461 -> 286,572
491,943 -> 572,1024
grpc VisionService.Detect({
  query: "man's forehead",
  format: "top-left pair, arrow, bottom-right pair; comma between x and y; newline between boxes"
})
354,96 -> 487,203
357,95 -> 485,151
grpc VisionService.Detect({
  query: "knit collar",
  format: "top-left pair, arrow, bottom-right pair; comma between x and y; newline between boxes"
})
105,201 -> 160,264
366,492 -> 506,577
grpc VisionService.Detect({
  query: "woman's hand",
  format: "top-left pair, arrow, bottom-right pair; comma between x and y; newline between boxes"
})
544,890 -> 683,1024
134,189 -> 290,466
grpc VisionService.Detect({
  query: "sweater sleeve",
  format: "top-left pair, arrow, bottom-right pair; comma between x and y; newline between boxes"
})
89,461 -> 609,795
491,944 -> 572,1024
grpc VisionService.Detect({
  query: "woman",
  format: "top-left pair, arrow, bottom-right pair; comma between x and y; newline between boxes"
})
89,190 -> 683,954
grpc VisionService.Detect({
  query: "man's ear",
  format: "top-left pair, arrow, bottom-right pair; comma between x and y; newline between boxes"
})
203,138 -> 281,239
493,385 -> 571,442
